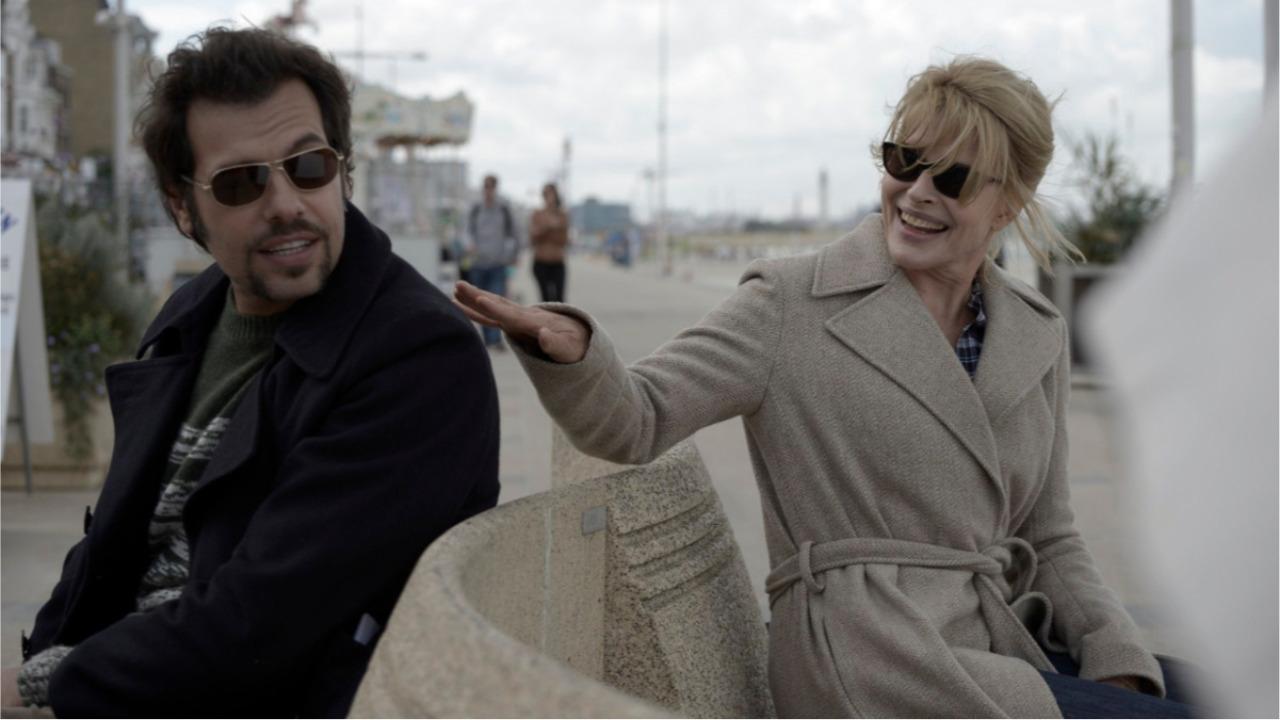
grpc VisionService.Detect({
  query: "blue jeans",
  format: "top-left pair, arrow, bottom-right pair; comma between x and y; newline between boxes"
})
1042,651 -> 1200,718
470,264 -> 507,346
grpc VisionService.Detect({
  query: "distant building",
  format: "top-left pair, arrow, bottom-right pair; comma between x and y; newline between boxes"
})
571,197 -> 633,236
362,155 -> 469,238
28,0 -> 162,278
28,0 -> 158,159
2,0 -> 72,165
347,77 -> 474,283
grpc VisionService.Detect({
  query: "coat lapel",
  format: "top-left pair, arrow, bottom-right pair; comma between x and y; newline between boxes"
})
183,204 -> 390,508
815,215 -> 1003,492
825,273 -> 1004,488
188,374 -> 263,503
972,272 -> 1064,425
91,355 -> 201,573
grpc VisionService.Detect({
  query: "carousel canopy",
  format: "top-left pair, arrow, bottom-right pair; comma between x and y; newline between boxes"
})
351,79 -> 473,148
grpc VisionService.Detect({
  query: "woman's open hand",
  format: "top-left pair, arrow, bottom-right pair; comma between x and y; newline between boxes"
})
453,281 -> 589,363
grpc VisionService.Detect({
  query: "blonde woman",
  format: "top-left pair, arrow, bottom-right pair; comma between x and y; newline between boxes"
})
456,58 -> 1196,718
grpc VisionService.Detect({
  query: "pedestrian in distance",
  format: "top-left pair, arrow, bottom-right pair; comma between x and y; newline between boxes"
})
466,173 -> 519,350
455,56 -> 1200,718
530,182 -> 570,303
1,28 -> 501,717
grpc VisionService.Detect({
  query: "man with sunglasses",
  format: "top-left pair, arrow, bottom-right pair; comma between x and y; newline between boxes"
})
2,28 -> 500,717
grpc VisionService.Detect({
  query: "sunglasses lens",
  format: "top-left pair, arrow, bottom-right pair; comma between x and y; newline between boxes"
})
882,143 -> 922,183
285,149 -> 338,190
211,165 -> 270,206
932,165 -> 971,200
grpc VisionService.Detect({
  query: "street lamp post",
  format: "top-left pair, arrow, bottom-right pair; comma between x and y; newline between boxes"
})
1266,0 -> 1278,102
1169,0 -> 1195,199
114,0 -> 130,256
657,0 -> 670,276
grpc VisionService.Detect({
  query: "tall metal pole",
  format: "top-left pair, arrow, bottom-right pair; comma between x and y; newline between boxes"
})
818,168 -> 829,229
1170,0 -> 1195,198
1265,0 -> 1278,102
114,0 -> 130,255
657,0 -> 670,275
561,136 -> 572,208
13,342 -> 35,494
357,1 -> 365,81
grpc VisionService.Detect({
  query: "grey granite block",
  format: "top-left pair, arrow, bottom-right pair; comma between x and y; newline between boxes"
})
350,431 -> 774,718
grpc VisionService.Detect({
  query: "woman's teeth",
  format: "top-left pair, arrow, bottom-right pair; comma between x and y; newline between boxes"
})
900,211 -> 946,232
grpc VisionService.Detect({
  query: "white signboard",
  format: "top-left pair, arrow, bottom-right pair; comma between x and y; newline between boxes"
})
2,179 -> 55,449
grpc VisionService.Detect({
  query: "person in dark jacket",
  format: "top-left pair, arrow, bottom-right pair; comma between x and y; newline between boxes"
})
0,28 -> 500,717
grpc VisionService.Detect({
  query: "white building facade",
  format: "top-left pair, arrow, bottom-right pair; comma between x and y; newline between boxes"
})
1,0 -> 70,164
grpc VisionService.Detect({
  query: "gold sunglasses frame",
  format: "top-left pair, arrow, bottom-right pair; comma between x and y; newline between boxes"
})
183,146 -> 345,207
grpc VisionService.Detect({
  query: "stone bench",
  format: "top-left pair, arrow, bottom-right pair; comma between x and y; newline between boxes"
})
349,433 -> 774,717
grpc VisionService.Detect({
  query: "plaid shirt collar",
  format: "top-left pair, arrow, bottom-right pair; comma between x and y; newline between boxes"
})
955,281 -> 987,380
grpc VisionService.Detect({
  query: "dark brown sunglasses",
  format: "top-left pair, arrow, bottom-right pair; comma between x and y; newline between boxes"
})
184,147 -> 343,207
880,142 -> 979,200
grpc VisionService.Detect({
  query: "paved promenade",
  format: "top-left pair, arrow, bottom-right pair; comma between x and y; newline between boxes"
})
1,251 -> 1187,671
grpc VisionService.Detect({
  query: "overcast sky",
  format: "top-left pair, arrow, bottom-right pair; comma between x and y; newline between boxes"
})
129,0 -> 1271,219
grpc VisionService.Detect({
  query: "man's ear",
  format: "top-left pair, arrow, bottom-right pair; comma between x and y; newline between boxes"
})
167,191 -> 195,239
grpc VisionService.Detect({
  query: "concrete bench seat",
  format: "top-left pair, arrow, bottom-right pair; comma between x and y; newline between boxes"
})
350,435 -> 774,718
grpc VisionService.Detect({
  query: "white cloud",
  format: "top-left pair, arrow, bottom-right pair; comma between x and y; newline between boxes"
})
128,0 -> 1268,219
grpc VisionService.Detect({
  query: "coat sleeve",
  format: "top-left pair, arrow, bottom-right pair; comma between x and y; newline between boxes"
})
46,310 -> 500,716
513,262 -> 784,465
26,538 -> 87,655
1015,322 -> 1165,695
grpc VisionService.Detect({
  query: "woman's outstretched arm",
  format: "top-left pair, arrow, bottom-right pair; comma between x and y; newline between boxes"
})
454,265 -> 784,465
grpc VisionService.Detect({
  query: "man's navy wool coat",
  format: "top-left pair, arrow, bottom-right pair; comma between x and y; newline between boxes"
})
25,203 -> 500,717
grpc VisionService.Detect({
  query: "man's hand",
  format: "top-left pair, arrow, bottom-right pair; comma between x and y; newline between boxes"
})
453,280 -> 589,363
3,666 -> 25,708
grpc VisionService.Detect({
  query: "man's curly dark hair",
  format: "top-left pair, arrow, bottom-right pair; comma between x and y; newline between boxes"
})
137,27 -> 354,247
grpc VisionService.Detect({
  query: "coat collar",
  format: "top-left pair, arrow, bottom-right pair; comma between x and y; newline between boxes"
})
818,214 -> 1063,493
812,214 -> 897,296
138,202 -> 393,379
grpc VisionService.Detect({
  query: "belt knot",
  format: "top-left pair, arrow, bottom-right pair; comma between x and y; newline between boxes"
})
980,536 -> 1038,600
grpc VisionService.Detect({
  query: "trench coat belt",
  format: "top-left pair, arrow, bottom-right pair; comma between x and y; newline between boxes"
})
764,535 -> 1054,667
765,536 -> 1038,602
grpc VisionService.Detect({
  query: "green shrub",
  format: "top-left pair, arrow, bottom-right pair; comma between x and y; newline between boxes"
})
1063,134 -> 1165,265
36,195 -> 152,460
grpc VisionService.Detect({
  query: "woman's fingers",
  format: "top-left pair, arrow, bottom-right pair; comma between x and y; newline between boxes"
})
453,281 -> 589,362
453,299 -> 501,328
454,281 -> 516,326
454,281 -> 547,342
453,280 -> 495,313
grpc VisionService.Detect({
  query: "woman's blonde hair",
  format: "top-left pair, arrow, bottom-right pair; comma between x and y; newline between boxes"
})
878,56 -> 1080,272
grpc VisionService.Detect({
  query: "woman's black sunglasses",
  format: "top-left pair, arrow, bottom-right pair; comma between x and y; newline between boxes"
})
184,147 -> 343,207
880,141 -> 978,200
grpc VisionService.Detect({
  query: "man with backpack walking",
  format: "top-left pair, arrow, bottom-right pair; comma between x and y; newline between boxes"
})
466,174 -> 519,350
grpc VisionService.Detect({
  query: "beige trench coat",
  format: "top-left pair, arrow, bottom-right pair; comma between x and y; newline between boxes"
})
515,214 -> 1163,717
